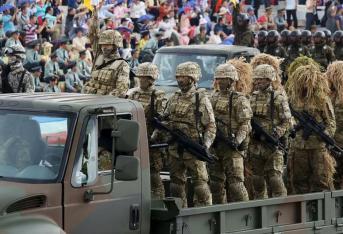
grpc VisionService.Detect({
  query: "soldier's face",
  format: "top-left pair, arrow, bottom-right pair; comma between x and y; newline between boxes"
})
253,78 -> 271,91
7,55 -> 18,65
215,78 -> 234,91
101,44 -> 115,57
176,76 -> 193,93
138,76 -> 153,90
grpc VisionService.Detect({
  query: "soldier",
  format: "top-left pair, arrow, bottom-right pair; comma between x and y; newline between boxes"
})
127,62 -> 166,199
3,45 -> 34,93
310,31 -> 335,69
29,63 -> 44,92
323,29 -> 333,47
326,61 -> 343,189
300,30 -> 312,56
249,64 -> 291,199
24,40 -> 42,68
264,30 -> 287,58
257,30 -> 268,53
287,30 -> 310,65
44,52 -> 64,81
82,30 -> 130,97
286,64 -> 336,194
280,29 -> 290,52
65,61 -> 83,93
162,62 -> 216,207
209,63 -> 251,204
333,30 -> 343,60
232,2 -> 254,47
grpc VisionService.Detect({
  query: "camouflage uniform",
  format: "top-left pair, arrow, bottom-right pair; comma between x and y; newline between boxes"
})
249,65 -> 291,199
290,99 -> 336,194
83,30 -> 130,97
311,31 -> 335,69
210,64 -> 251,204
126,63 -> 166,199
4,45 -> 35,93
98,147 -> 112,171
333,31 -> 343,61
164,62 -> 216,207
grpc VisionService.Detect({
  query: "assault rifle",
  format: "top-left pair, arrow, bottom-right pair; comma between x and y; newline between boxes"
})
251,118 -> 287,153
290,106 -> 343,156
215,118 -> 241,151
152,117 -> 215,163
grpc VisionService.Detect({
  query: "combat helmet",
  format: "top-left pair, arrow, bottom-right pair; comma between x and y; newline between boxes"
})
280,29 -> 290,45
333,30 -> 343,45
253,64 -> 276,81
267,30 -> 280,44
313,31 -> 326,45
257,30 -> 268,45
175,62 -> 201,82
135,62 -> 159,80
301,30 -> 312,45
4,44 -> 26,60
98,30 -> 123,48
214,63 -> 238,81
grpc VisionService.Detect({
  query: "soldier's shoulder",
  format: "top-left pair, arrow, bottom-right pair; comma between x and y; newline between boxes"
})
234,91 -> 249,102
127,87 -> 140,96
109,58 -> 129,69
153,88 -> 165,96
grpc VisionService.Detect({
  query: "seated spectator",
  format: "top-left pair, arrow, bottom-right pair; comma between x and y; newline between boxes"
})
191,26 -> 209,44
247,6 -> 259,31
72,27 -> 89,52
5,30 -> 23,48
44,6 -> 62,40
207,29 -> 223,44
24,40 -> 42,67
128,49 -> 139,74
65,61 -> 83,93
44,52 -> 64,81
275,8 -> 288,31
55,38 -> 71,68
17,4 -> 30,31
0,21 -> 5,40
101,18 -> 115,31
137,31 -> 150,51
29,64 -> 44,92
44,75 -> 61,92
2,9 -> 17,34
77,50 -> 92,82
23,15 -> 46,45
258,6 -> 276,30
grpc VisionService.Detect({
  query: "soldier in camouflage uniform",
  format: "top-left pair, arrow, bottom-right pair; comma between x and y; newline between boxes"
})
326,61 -> 343,189
163,62 -> 216,207
333,31 -> 343,61
98,147 -> 112,171
310,31 -> 335,69
2,45 -> 34,93
249,64 -> 291,199
264,30 -> 287,58
83,30 -> 130,97
127,62 -> 166,199
300,30 -> 312,56
286,64 -> 336,194
280,30 -> 290,52
209,63 -> 251,204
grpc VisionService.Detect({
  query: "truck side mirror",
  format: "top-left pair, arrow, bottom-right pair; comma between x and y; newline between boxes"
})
114,119 -> 139,153
115,156 -> 139,181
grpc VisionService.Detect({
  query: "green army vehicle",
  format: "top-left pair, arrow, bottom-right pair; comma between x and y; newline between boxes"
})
0,93 -> 343,234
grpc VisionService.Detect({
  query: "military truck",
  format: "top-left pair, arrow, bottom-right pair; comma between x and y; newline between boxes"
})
153,45 -> 259,94
1,93 -> 343,234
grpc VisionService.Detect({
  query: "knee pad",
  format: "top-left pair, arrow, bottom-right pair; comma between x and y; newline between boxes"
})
227,182 -> 249,202
193,183 -> 212,207
170,182 -> 187,207
269,174 -> 287,197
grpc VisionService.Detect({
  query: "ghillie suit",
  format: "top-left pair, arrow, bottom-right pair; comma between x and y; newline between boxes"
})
286,64 -> 336,194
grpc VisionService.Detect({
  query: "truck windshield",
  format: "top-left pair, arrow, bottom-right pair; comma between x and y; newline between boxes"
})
0,110 -> 74,182
153,53 -> 227,89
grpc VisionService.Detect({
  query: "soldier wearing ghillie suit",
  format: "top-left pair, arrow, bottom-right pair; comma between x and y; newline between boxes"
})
161,62 -> 216,208
83,6 -> 129,97
127,62 -> 166,199
310,31 -> 335,69
333,31 -> 343,61
326,61 -> 343,189
249,64 -> 292,199
209,63 -> 251,204
286,64 -> 336,194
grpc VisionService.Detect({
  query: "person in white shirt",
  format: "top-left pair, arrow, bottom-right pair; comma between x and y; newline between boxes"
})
72,27 -> 89,52
130,0 -> 146,31
286,0 -> 298,28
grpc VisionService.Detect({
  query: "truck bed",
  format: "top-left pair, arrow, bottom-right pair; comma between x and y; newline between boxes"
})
151,190 -> 343,234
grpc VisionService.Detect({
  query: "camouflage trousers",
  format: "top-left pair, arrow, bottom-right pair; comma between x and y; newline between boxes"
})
249,143 -> 287,199
169,145 -> 212,208
288,147 -> 335,194
150,148 -> 165,200
209,143 -> 249,204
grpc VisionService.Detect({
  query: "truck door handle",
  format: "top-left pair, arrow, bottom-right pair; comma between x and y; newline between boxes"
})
129,204 -> 140,230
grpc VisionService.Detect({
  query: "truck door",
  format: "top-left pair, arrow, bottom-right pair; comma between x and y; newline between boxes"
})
63,113 -> 142,234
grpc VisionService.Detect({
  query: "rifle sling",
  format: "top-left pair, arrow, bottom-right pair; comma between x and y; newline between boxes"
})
195,91 -> 203,145
270,90 -> 275,130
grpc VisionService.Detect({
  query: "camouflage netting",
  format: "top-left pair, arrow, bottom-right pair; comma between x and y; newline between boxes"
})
287,56 -> 322,78
227,57 -> 253,94
324,150 -> 337,189
326,61 -> 343,103
286,64 -> 329,110
250,53 -> 283,90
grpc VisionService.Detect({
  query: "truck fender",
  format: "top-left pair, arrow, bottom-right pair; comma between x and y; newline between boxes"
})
0,215 -> 65,234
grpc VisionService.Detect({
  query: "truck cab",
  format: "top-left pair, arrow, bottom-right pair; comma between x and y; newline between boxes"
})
0,93 -> 148,234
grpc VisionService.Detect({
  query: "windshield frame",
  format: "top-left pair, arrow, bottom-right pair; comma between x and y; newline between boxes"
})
153,52 -> 228,88
0,108 -> 77,184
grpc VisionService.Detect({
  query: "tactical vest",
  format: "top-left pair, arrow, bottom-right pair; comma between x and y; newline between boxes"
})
334,45 -> 343,61
168,90 -> 205,142
212,91 -> 244,136
84,59 -> 126,95
251,89 -> 283,134
287,45 -> 304,62
334,100 -> 343,146
311,45 -> 330,68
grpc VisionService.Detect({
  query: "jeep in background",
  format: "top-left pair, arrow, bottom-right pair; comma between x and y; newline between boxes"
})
153,45 -> 260,94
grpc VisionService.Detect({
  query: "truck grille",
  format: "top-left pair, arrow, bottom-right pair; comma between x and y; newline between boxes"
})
6,195 -> 46,213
